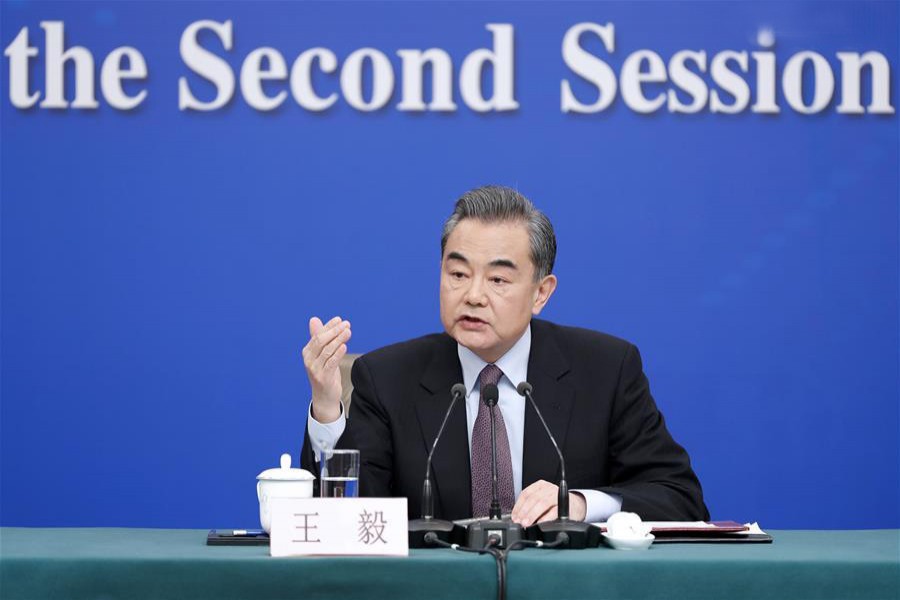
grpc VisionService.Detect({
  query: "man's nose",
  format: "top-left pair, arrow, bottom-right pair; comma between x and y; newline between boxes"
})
464,277 -> 488,306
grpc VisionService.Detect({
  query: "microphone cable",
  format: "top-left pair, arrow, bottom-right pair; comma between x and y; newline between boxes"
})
501,532 -> 570,554
493,532 -> 569,600
423,531 -> 571,600
423,532 -> 506,600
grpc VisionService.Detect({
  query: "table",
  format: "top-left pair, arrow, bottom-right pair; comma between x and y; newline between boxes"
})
1,528 -> 898,599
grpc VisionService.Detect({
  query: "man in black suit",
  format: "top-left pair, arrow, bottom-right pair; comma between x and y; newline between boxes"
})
301,186 -> 708,524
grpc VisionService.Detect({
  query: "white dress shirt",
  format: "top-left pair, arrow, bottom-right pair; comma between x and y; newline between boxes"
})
307,324 -> 622,522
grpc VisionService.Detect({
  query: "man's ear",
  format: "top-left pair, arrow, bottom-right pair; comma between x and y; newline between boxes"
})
532,274 -> 558,315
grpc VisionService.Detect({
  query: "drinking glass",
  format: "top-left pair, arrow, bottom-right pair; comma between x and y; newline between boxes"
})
319,449 -> 360,498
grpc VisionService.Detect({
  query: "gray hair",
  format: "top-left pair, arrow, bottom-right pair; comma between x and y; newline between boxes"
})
440,185 -> 556,281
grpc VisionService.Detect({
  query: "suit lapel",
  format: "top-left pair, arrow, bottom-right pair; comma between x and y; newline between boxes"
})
523,320 -> 575,487
415,335 -> 471,519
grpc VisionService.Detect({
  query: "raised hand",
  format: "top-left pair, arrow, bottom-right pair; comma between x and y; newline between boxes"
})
302,316 -> 352,423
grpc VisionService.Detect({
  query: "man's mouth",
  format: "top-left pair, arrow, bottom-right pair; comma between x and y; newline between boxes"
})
459,315 -> 487,325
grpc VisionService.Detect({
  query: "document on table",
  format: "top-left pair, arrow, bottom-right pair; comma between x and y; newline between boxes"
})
592,520 -> 749,532
592,521 -> 772,543
591,521 -> 771,541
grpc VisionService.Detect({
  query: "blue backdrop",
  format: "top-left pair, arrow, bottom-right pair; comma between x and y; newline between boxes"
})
1,1 -> 897,530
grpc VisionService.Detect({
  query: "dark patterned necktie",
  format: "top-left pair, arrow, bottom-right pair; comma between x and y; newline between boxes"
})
470,364 -> 516,517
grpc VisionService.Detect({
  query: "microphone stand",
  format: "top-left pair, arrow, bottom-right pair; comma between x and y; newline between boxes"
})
516,382 -> 599,549
467,383 -> 523,549
408,384 -> 466,548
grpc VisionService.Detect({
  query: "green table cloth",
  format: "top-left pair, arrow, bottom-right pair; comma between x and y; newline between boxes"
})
1,528 -> 898,600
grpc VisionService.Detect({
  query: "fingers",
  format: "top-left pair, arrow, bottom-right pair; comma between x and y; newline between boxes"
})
309,315 -> 341,340
535,506 -> 558,523
314,317 -> 348,352
303,317 -> 351,365
308,316 -> 324,337
319,324 -> 352,365
511,480 -> 559,526
325,340 -> 348,370
535,493 -> 586,522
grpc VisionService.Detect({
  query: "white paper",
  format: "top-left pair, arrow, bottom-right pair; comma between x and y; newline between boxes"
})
738,522 -> 768,535
593,520 -> 717,529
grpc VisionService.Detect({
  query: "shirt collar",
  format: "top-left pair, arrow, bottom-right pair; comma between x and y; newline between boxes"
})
457,324 -> 531,396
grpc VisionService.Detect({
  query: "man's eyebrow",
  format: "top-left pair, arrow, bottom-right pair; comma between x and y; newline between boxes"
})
489,258 -> 518,270
446,251 -> 469,264
445,252 -> 517,270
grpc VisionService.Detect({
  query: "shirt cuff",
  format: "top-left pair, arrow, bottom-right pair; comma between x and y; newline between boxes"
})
573,489 -> 623,523
307,402 -> 346,460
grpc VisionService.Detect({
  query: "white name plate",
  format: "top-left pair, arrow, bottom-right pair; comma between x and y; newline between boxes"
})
269,497 -> 409,557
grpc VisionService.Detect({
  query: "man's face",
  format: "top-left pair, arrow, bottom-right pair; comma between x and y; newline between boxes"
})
440,219 -> 557,363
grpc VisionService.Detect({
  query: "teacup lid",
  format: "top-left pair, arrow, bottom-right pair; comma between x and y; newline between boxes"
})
257,453 -> 315,481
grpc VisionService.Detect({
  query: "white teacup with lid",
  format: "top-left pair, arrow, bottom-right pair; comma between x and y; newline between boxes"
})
256,453 -> 315,533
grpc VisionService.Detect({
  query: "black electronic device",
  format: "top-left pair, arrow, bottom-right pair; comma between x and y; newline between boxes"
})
409,383 -> 467,548
466,383 -> 524,549
516,381 -> 599,549
206,529 -> 270,546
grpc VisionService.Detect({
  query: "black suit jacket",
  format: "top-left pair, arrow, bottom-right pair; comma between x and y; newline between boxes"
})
302,319 -> 708,522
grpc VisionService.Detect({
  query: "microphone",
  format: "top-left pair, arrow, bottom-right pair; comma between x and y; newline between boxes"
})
408,383 -> 467,548
515,381 -> 599,549
516,382 -> 569,518
466,382 -> 523,549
